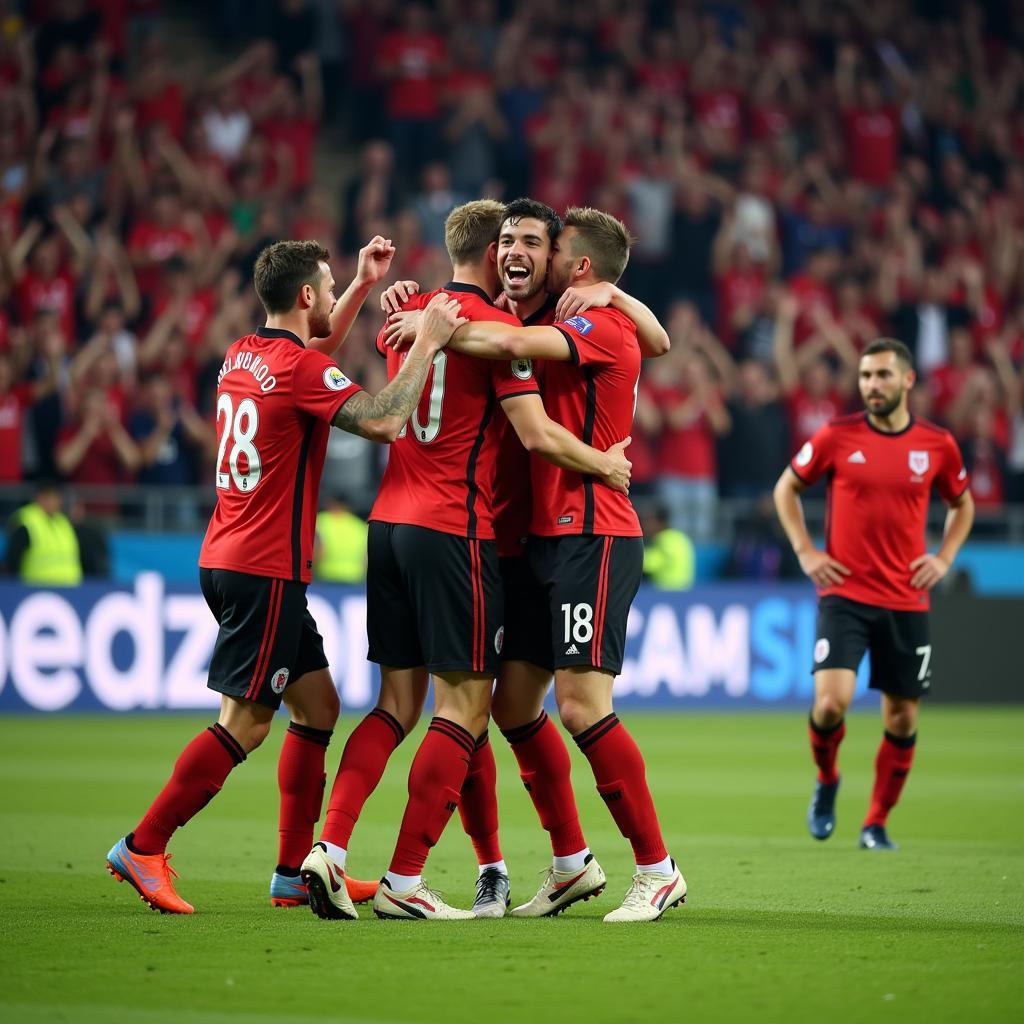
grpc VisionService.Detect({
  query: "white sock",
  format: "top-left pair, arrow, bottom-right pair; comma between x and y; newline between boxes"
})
636,855 -> 673,875
385,871 -> 421,891
553,848 -> 590,873
479,860 -> 507,876
319,841 -> 347,870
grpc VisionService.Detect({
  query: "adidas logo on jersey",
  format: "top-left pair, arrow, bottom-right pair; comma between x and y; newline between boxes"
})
847,450 -> 867,463
565,643 -> 581,655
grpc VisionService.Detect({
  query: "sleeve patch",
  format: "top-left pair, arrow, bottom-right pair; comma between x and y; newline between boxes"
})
511,357 -> 533,380
560,315 -> 594,335
795,441 -> 813,467
323,366 -> 352,391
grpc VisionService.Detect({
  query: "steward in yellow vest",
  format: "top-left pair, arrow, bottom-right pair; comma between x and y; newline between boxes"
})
314,498 -> 368,583
6,481 -> 82,586
642,507 -> 695,591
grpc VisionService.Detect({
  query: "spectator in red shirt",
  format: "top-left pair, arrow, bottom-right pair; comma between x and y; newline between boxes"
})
835,45 -> 900,188
713,228 -> 768,351
12,228 -> 78,343
929,326 -> 977,423
379,3 -> 447,181
55,386 -> 140,505
255,52 -> 322,195
127,189 -> 202,300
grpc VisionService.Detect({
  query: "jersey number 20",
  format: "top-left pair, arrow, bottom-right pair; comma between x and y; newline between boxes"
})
216,393 -> 262,492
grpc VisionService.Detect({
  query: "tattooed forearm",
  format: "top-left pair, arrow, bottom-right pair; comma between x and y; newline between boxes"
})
333,345 -> 437,439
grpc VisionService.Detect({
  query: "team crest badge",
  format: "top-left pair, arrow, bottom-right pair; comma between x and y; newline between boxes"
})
908,451 -> 929,476
270,667 -> 290,694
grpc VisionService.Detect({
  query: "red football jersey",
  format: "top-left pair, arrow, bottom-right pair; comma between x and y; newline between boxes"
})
492,298 -> 557,557
531,308 -> 642,538
200,327 -> 362,583
370,283 -> 539,539
790,413 -> 969,611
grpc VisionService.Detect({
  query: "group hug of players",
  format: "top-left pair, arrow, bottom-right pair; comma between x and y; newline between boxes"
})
104,195 -> 975,923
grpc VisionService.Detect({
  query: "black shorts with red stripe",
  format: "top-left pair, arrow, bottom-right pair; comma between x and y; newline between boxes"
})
366,522 -> 502,676
199,568 -> 329,709
528,535 -> 643,675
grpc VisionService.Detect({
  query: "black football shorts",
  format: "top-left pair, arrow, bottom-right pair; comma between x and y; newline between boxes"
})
813,594 -> 933,698
499,554 -> 554,672
528,535 -> 644,675
199,568 -> 329,709
366,522 -> 503,676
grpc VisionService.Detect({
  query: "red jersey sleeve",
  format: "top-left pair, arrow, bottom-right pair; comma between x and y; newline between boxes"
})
492,356 -> 541,401
790,422 -> 835,485
553,312 -> 621,367
935,430 -> 969,502
292,349 -> 363,422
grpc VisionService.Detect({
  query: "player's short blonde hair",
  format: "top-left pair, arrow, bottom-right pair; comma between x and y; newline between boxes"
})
444,200 -> 506,265
563,207 -> 635,284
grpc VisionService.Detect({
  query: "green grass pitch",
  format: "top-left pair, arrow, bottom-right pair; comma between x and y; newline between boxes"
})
1,708 -> 1022,1024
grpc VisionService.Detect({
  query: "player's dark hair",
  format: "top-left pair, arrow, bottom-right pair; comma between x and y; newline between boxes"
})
253,240 -> 330,315
563,207 -> 635,284
502,198 -> 563,243
863,337 -> 914,369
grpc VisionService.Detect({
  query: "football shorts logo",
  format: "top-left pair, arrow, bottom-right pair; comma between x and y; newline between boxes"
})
270,667 -> 290,694
814,639 -> 830,664
909,450 -> 929,476
494,626 -> 504,654
795,441 -> 813,467
561,314 -> 594,335
323,366 -> 351,391
511,357 -> 533,380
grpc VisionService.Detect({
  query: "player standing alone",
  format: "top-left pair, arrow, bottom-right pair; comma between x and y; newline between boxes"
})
774,337 -> 974,849
105,240 -> 464,913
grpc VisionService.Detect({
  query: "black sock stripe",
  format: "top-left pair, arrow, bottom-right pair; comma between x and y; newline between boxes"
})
474,731 -> 490,751
429,717 -> 476,755
209,724 -> 246,764
286,722 -> 333,747
370,707 -> 406,746
573,712 -> 619,748
808,714 -> 845,738
574,715 -> 621,752
883,730 -> 917,749
502,711 -> 548,745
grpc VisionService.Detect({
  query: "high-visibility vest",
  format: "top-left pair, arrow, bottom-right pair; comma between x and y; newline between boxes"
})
315,510 -> 368,583
643,528 -> 695,591
14,503 -> 82,586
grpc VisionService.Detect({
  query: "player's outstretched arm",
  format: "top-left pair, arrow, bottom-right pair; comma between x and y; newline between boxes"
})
910,489 -> 974,590
448,321 -> 573,361
309,236 -> 397,357
502,394 -> 631,494
773,466 -> 851,587
555,283 -> 670,357
333,295 -> 465,442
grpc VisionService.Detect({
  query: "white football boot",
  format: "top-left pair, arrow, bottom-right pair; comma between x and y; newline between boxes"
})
509,855 -> 606,918
300,843 -> 358,921
603,861 -> 687,923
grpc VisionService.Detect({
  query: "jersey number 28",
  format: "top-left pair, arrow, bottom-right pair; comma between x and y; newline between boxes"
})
216,393 -> 262,492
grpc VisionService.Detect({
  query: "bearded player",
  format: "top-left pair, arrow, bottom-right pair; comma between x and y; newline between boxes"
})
773,337 -> 974,850
105,240 -> 464,914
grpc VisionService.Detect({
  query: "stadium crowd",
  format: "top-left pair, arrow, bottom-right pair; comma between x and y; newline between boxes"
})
2,0 -> 1024,538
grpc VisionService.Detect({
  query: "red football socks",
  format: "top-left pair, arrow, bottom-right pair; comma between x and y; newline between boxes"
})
457,731 -> 503,866
864,731 -> 917,827
131,724 -> 245,855
276,722 -> 332,872
503,711 -> 586,856
321,707 -> 405,849
573,714 -> 667,865
389,718 -> 474,876
808,715 -> 846,785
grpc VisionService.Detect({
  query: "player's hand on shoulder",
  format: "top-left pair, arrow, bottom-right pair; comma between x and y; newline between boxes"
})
383,309 -> 421,350
555,282 -> 615,323
380,279 -> 420,314
798,548 -> 851,587
909,553 -> 948,590
601,436 -> 632,495
357,236 -> 397,287
418,293 -> 466,350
